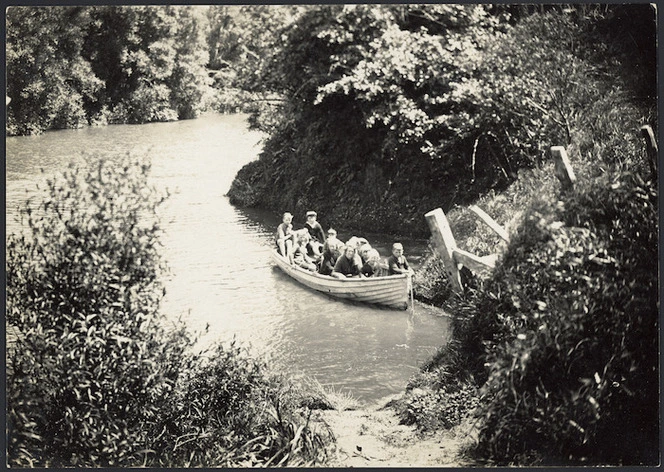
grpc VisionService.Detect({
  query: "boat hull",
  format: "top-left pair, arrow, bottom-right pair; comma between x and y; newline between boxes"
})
271,249 -> 409,310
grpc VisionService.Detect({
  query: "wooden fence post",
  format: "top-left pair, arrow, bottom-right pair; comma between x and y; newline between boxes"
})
425,208 -> 463,295
551,146 -> 576,191
469,205 -> 510,242
640,125 -> 658,179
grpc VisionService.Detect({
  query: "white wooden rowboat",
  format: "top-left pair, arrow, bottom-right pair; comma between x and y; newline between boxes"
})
271,249 -> 410,310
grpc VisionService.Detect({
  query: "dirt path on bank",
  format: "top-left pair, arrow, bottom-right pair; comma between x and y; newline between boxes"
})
317,403 -> 477,467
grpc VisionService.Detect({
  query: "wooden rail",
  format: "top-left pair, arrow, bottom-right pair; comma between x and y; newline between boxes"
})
425,207 -> 503,295
426,128 -> 657,295
641,125 -> 658,179
551,146 -> 576,191
469,205 -> 510,242
426,144 -> 569,294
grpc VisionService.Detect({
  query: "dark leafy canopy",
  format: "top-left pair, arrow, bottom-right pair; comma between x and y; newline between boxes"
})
204,5 -> 300,114
6,7 -> 103,135
207,5 -> 298,89
229,4 -> 656,235
83,5 -> 211,123
6,6 -> 210,134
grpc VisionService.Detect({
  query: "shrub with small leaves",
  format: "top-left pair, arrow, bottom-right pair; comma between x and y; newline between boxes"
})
396,372 -> 480,432
6,154 -> 335,467
6,155 -> 193,467
150,341 -> 333,467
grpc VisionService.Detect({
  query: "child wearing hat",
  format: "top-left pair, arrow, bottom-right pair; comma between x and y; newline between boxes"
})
322,228 -> 341,254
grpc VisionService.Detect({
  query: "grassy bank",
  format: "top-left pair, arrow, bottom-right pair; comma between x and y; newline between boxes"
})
382,11 -> 658,462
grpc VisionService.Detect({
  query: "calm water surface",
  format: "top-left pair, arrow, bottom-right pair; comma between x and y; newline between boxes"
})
6,113 -> 451,404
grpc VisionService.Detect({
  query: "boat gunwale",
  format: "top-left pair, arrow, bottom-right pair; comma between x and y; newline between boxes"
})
270,249 -> 409,309
271,249 -> 408,284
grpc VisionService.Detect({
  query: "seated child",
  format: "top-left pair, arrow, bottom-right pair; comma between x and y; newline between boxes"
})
331,245 -> 363,279
304,210 -> 325,259
323,228 -> 342,254
275,212 -> 294,263
387,242 -> 413,276
362,248 -> 388,277
358,243 -> 372,264
319,239 -> 344,276
292,232 -> 317,271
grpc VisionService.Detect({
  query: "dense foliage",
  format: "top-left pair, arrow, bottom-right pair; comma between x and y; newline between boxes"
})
6,7 -> 104,134
435,166 -> 658,466
228,4 -> 656,236
6,156 -> 184,466
343,5 -> 659,465
6,5 -> 305,135
7,6 -> 211,134
6,156 -> 332,467
6,4 -> 658,466
406,20 -> 657,464
206,5 -> 298,86
152,342 -> 332,467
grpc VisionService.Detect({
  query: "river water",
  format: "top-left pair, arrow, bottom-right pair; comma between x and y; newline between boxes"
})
5,113 -> 451,404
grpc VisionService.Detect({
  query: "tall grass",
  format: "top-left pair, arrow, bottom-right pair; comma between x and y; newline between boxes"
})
148,342 -> 334,467
467,167 -> 657,465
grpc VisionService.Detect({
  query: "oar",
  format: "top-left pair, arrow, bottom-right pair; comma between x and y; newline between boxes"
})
408,272 -> 415,315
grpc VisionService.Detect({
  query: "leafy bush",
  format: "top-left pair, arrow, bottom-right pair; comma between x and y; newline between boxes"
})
6,155 -> 335,467
125,83 -> 179,124
410,60 -> 656,460
230,5 -> 655,236
392,369 -> 480,432
227,158 -> 271,207
6,6 -> 211,135
448,168 -> 658,465
6,7 -> 104,135
6,155 -> 192,467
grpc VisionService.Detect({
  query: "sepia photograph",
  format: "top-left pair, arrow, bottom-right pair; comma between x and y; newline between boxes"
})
5,3 -> 659,467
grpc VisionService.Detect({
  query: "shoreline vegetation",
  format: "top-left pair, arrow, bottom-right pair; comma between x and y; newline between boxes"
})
6,5 -> 658,467
6,157 -> 339,467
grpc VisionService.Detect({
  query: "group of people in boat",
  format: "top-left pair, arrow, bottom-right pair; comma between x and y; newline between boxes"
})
275,211 -> 413,279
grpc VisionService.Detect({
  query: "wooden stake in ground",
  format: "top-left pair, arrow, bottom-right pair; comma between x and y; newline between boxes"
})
551,146 -> 576,191
640,125 -> 658,179
425,208 -> 463,295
